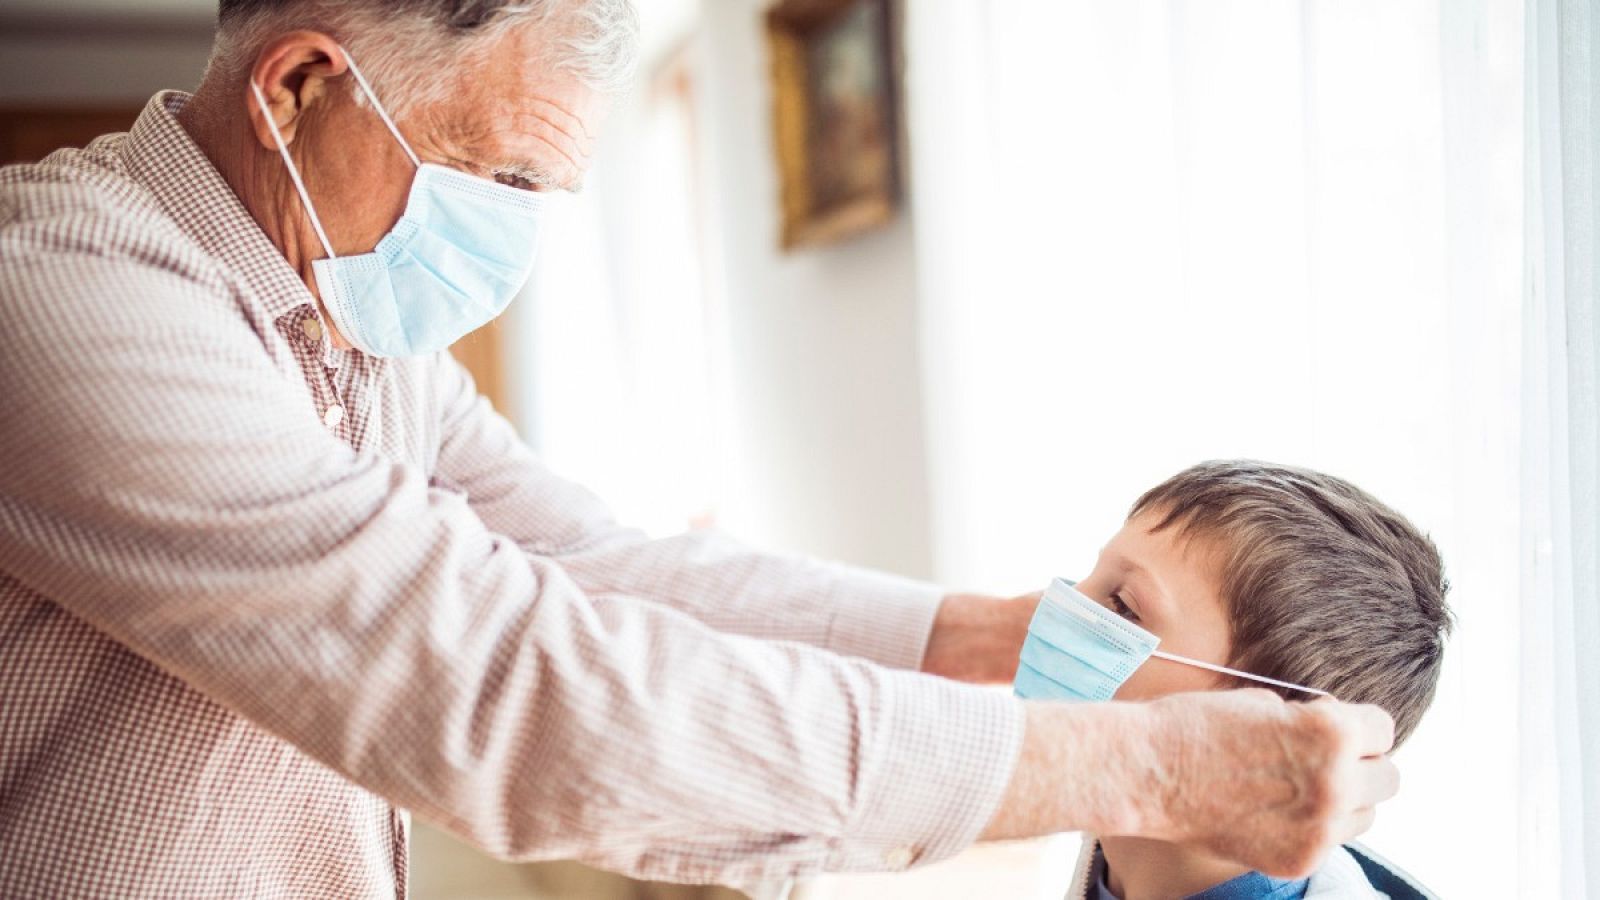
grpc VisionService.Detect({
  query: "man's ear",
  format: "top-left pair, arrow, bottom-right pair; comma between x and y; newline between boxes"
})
247,31 -> 349,149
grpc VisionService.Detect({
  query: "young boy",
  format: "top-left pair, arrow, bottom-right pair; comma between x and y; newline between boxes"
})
1016,460 -> 1451,900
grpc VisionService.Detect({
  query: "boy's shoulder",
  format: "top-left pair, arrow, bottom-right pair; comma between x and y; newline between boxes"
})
1304,845 -> 1390,898
1325,844 -> 1439,900
1065,839 -> 1432,900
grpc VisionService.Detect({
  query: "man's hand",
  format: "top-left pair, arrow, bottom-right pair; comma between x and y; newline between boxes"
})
1135,691 -> 1398,876
920,592 -> 1038,684
981,691 -> 1399,878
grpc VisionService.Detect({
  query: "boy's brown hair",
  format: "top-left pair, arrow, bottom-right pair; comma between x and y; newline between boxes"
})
1131,460 -> 1451,745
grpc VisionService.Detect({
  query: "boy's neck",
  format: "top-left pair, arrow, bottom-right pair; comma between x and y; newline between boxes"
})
1100,836 -> 1253,900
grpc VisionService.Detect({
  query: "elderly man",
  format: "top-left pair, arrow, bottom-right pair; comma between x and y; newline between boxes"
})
0,1 -> 1398,897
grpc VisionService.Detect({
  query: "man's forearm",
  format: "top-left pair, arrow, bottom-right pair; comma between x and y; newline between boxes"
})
921,592 -> 1037,683
976,692 -> 1402,879
979,702 -> 1154,841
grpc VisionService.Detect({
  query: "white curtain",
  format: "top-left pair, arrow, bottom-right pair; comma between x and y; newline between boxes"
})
905,1 -> 1540,896
506,55 -> 723,539
1521,0 -> 1600,895
486,1 -> 1599,896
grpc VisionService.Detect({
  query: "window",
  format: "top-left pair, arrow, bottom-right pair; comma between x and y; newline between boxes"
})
900,2 -> 1524,896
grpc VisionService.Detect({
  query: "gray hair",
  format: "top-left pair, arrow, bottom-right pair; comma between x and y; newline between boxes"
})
206,0 -> 638,114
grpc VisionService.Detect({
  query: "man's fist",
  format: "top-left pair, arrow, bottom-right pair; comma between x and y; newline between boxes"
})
980,689 -> 1399,880
921,592 -> 1039,684
1137,690 -> 1399,877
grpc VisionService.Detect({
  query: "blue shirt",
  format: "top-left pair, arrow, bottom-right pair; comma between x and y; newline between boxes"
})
1091,845 -> 1309,900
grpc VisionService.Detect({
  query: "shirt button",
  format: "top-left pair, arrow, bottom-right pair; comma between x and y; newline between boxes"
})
323,404 -> 344,429
301,318 -> 323,342
883,846 -> 917,870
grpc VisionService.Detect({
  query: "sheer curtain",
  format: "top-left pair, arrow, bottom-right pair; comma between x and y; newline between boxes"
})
1522,0 -> 1600,895
904,1 -> 1533,896
506,48 -> 723,539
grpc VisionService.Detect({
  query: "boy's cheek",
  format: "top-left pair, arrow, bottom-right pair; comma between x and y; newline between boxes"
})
1112,667 -> 1169,702
1113,660 -> 1226,701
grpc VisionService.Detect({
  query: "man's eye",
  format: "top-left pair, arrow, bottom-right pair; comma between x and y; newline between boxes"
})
1110,592 -> 1140,622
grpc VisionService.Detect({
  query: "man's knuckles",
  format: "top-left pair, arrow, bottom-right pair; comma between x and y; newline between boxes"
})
1159,692 -> 1384,874
1301,701 -> 1352,747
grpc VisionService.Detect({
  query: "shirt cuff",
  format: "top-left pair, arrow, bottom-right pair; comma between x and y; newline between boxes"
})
829,673 -> 1026,873
820,562 -> 947,671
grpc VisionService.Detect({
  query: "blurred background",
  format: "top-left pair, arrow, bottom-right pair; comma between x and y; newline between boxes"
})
4,0 -> 1593,898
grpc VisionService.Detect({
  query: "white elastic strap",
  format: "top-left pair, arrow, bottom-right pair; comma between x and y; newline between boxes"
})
1150,649 -> 1331,697
337,45 -> 422,168
249,81 -> 337,259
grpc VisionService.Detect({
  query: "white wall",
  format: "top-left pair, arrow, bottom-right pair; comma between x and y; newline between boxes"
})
694,0 -> 936,581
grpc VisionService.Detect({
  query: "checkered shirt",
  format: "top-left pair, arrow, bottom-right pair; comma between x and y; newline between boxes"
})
0,92 -> 1024,899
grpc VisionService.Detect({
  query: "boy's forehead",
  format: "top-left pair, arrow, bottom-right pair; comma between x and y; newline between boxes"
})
1106,511 -> 1228,604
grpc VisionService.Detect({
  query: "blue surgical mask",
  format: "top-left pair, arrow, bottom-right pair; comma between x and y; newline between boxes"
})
250,46 -> 544,358
1014,577 -> 1329,702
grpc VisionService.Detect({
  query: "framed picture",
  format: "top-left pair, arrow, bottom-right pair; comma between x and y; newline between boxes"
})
766,0 -> 900,250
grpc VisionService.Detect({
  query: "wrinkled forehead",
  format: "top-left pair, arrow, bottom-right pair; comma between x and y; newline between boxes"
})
417,34 -> 611,189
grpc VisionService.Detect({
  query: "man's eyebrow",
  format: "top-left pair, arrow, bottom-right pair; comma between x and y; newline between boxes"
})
493,161 -> 584,193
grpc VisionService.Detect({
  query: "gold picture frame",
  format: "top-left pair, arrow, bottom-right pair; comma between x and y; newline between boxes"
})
766,0 -> 900,251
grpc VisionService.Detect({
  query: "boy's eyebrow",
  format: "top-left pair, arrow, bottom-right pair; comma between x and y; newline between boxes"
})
1120,560 -> 1172,614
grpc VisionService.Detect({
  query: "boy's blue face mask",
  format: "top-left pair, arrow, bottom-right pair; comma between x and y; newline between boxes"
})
250,45 -> 544,358
1013,578 -> 1330,702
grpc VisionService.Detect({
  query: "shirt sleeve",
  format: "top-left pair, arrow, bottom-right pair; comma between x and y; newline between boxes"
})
0,254 -> 1025,884
430,352 -> 945,672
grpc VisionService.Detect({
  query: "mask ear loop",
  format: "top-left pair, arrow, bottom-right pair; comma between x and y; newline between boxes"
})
249,80 -> 337,260
336,44 -> 422,169
1150,649 -> 1331,698
1052,577 -> 1330,697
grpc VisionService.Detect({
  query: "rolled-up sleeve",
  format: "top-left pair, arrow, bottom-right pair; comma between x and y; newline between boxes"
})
431,353 -> 946,672
0,258 -> 1025,883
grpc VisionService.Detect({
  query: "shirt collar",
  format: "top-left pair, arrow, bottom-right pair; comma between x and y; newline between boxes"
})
120,90 -> 322,325
1091,843 -> 1307,900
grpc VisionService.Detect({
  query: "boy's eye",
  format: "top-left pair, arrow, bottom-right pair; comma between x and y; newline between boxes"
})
1110,592 -> 1140,622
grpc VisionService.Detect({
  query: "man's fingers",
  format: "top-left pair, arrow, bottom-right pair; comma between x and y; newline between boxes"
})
1353,755 -> 1400,807
1138,692 -> 1406,879
1325,699 -> 1396,757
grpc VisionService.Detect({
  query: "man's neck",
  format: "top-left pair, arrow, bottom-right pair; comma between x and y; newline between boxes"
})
177,84 -> 349,347
1100,835 -> 1253,900
179,87 -> 306,281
